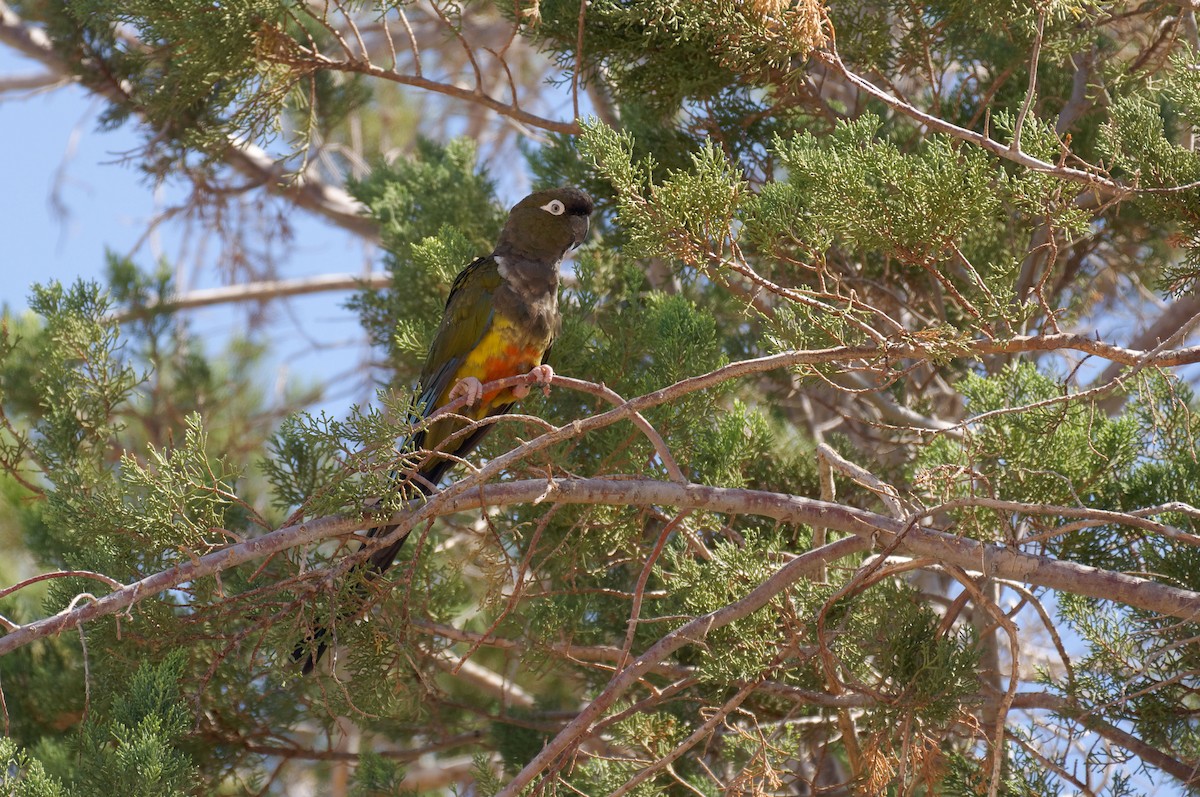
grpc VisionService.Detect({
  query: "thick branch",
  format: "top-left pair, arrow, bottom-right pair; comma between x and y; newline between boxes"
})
0,511 -> 362,656
5,478 -> 1200,656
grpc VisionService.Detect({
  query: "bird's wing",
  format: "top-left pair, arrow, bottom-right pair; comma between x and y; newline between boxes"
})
415,255 -> 503,417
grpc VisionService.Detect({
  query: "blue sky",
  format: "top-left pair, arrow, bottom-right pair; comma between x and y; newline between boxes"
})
1,53 -> 155,305
0,45 -> 384,412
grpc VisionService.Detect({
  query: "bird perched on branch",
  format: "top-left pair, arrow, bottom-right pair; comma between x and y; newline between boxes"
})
294,186 -> 594,673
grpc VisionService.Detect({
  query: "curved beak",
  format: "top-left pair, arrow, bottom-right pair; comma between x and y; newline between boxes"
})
570,215 -> 590,250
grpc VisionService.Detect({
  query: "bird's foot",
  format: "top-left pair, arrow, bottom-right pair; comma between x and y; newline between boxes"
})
513,364 -> 555,399
448,376 -> 484,407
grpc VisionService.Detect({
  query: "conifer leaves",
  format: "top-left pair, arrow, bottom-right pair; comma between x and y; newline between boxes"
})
63,0 -> 289,155
0,737 -> 64,797
916,363 -> 1142,539
3,282 -> 140,482
264,389 -> 425,519
582,111 -> 1009,284
759,114 -> 1001,270
0,654 -> 197,797
579,118 -> 745,261
0,282 -> 261,573
347,139 -> 502,369
1100,94 -> 1200,296
529,0 -> 825,120
115,415 -> 241,557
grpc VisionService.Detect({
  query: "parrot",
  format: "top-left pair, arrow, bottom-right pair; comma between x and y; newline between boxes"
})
294,186 -> 594,673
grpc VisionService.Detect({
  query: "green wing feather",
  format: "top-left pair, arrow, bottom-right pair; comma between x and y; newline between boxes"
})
416,255 -> 502,417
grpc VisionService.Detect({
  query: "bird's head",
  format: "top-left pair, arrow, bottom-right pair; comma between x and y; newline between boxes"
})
494,187 -> 594,263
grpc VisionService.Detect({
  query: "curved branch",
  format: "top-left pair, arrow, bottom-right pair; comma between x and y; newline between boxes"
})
5,477 -> 1200,656
0,569 -> 123,601
814,49 -> 1121,194
305,53 -> 581,136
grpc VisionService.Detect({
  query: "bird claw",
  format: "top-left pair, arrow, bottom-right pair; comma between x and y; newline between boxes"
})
513,364 -> 554,399
448,376 -> 484,407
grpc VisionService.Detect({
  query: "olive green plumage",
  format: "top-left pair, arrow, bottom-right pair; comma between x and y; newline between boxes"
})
295,187 -> 594,673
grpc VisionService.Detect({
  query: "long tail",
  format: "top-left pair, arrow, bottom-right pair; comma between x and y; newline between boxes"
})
290,520 -> 410,674
291,461 -> 452,674
291,393 -> 518,673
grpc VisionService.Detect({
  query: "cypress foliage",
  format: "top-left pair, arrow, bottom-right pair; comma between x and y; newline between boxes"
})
3,0 -> 1200,794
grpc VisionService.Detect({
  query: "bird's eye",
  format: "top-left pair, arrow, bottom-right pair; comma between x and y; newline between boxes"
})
541,199 -> 566,216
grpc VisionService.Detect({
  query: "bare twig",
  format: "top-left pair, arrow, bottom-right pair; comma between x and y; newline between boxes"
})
431,649 -> 535,708
0,569 -> 124,601
1011,10 -> 1046,155
297,51 -> 581,136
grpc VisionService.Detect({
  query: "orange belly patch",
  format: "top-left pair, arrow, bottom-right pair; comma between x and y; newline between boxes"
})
443,330 -> 546,416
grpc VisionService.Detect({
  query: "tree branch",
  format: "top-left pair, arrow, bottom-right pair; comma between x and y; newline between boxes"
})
1092,295 -> 1200,388
5,477 -> 1200,656
1009,692 -> 1199,785
0,0 -> 378,242
814,48 -> 1122,194
301,51 -> 581,136
0,70 -> 67,92
111,272 -> 392,320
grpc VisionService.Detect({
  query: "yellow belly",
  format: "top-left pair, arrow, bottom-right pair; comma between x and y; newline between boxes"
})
447,316 -> 544,411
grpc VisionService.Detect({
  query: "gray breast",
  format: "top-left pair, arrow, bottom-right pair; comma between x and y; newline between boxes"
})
495,255 -> 560,345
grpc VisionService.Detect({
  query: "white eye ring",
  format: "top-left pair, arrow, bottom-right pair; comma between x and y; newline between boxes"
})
541,199 -> 566,216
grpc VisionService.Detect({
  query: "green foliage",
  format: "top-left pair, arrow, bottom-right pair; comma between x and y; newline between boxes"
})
263,388 -> 424,517
579,119 -> 745,261
753,115 -> 1002,270
349,752 -> 410,797
347,139 -> 503,370
2,653 -> 196,797
49,0 -> 288,159
0,737 -> 65,797
917,363 -> 1139,539
1100,93 -> 1200,296
71,653 -> 196,796
112,414 -> 241,557
872,600 -> 978,725
526,0 -> 823,121
491,714 -> 551,775
1,281 -> 140,481
10,0 -> 1200,793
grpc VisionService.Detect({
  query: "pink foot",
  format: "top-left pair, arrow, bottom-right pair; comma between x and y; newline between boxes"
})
513,364 -> 554,399
448,376 -> 484,407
